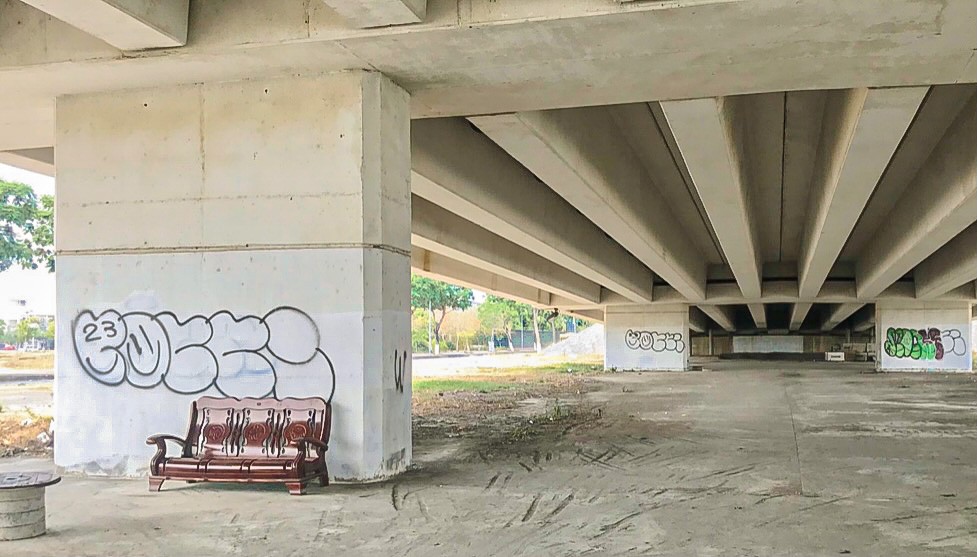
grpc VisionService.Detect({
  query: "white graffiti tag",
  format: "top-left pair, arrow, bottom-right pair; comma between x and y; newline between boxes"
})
624,329 -> 686,353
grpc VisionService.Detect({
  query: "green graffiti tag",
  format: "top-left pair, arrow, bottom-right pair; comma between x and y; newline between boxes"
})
883,327 -> 947,361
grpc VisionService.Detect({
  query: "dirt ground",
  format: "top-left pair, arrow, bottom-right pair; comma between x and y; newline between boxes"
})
2,360 -> 976,556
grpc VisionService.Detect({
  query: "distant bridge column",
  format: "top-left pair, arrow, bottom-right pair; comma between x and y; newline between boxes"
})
53,72 -> 412,481
605,305 -> 690,371
875,302 -> 973,372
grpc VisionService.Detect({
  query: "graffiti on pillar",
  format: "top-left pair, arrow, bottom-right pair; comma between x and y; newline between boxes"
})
883,327 -> 967,361
72,306 -> 336,401
393,350 -> 407,393
624,329 -> 686,353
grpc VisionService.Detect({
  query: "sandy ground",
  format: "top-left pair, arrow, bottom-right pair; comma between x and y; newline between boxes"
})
2,361 -> 976,556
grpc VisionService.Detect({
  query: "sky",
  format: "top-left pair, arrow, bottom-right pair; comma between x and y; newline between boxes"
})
0,163 -> 56,320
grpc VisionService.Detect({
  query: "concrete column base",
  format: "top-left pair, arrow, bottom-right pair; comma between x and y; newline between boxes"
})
876,302 -> 973,372
605,304 -> 690,371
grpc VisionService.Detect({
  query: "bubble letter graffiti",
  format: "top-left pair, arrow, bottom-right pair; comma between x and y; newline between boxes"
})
72,307 -> 336,401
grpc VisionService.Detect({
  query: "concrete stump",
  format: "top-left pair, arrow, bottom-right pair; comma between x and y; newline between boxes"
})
0,487 -> 47,540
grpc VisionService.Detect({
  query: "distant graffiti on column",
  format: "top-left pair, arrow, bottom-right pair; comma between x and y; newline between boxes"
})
72,306 -> 336,401
624,329 -> 686,353
883,327 -> 967,361
393,350 -> 407,393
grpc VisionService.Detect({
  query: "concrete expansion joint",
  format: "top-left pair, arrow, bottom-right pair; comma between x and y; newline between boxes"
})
56,243 -> 411,257
75,192 -> 361,208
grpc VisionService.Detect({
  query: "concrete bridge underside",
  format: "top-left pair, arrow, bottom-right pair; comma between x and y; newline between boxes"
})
0,0 -> 975,476
3,0 -> 975,333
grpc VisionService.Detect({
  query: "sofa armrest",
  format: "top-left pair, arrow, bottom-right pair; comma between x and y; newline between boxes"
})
290,437 -> 328,457
146,435 -> 191,473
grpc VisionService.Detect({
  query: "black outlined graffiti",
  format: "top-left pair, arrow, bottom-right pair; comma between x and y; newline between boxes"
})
393,350 -> 407,393
72,307 -> 336,401
624,329 -> 686,353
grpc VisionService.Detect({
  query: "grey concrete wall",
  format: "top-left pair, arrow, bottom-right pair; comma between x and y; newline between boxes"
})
54,72 -> 413,480
605,305 -> 688,370
732,335 -> 804,353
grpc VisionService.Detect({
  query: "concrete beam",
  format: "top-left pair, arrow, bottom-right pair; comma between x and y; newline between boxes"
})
850,305 -> 875,333
856,95 -> 977,298
914,222 -> 977,299
611,103 -> 723,263
822,303 -> 864,331
789,302 -> 812,331
469,109 -> 706,300
698,305 -> 735,332
20,0 -> 189,50
411,195 -> 601,304
321,0 -> 425,28
411,117 -> 657,303
689,307 -> 710,334
0,148 -> 54,176
569,309 -> 604,323
797,87 -> 927,298
411,247 -> 552,307
748,304 -> 767,330
659,97 -> 762,308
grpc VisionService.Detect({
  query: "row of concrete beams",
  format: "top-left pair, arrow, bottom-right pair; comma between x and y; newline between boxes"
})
411,117 -> 658,304
17,0 -> 423,50
820,93 -> 977,328
468,108 -> 707,302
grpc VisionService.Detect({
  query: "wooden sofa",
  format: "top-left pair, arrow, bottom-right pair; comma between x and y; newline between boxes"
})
147,396 -> 331,495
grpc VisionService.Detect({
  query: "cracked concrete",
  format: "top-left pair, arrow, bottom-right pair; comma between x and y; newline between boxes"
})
2,360 -> 975,556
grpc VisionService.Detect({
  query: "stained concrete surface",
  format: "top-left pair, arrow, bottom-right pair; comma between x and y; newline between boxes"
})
2,361 -> 975,556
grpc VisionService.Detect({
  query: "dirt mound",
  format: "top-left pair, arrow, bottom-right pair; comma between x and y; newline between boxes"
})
543,324 -> 605,357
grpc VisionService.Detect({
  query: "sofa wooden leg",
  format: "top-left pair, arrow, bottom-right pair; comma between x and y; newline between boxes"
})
286,481 -> 306,496
318,469 -> 329,487
148,477 -> 164,492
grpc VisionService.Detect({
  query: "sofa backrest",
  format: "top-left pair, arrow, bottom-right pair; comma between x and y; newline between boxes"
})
187,396 -> 331,459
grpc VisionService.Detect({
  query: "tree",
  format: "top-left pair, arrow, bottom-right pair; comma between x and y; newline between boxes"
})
14,316 -> 42,345
478,296 -> 520,351
535,308 -> 564,352
0,180 -> 54,273
410,276 -> 474,354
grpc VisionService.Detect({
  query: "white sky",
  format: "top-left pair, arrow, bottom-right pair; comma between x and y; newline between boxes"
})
0,163 -> 56,320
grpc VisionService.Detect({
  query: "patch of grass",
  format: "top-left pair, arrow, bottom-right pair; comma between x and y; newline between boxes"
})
412,379 -> 513,394
0,351 -> 55,370
532,362 -> 605,375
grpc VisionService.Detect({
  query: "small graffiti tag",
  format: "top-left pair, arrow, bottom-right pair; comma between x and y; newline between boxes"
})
72,306 -> 336,401
883,327 -> 967,361
393,350 -> 407,393
624,329 -> 686,353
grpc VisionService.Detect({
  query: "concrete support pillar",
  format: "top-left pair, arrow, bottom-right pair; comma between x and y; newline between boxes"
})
875,302 -> 973,372
54,72 -> 412,480
605,305 -> 690,371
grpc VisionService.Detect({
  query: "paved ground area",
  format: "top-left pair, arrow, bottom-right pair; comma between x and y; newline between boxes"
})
2,361 -> 975,556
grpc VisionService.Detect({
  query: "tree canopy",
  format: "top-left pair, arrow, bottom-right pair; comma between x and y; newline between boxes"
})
0,180 -> 54,273
410,276 -> 474,353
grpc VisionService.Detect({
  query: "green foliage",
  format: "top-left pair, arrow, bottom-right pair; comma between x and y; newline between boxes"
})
410,276 -> 474,351
410,276 -> 474,313
477,296 -> 520,337
0,321 -> 11,345
14,316 -> 43,344
0,180 -> 54,273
